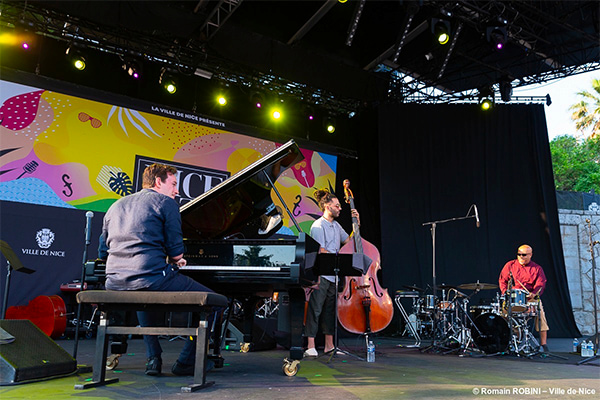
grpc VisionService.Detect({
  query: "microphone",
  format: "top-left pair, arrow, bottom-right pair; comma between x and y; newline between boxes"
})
85,211 -> 94,245
474,204 -> 480,228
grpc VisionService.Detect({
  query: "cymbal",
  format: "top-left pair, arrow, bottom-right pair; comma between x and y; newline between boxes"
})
403,285 -> 424,292
436,284 -> 456,290
458,282 -> 499,290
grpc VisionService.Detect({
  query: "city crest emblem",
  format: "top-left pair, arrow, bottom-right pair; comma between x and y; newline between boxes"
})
36,228 -> 55,249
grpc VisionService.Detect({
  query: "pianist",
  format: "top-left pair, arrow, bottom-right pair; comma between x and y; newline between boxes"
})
304,188 -> 359,357
101,163 -> 217,377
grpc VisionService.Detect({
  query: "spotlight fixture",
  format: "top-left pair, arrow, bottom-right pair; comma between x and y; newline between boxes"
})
432,18 -> 451,45
487,26 -> 507,50
250,92 -> 264,109
270,107 -> 283,120
123,60 -> 141,79
478,86 -> 495,111
159,68 -> 177,94
305,106 -> 315,121
217,95 -> 228,106
499,78 -> 513,102
324,116 -> 336,134
66,47 -> 86,71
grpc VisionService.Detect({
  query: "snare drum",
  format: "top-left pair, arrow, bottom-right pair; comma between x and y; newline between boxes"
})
438,300 -> 454,311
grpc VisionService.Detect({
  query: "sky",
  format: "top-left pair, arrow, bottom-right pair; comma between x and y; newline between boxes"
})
512,70 -> 599,140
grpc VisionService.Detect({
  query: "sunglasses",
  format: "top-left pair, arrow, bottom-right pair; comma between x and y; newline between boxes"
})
517,253 -> 530,257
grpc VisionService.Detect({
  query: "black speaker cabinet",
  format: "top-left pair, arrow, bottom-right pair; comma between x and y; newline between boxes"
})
0,320 -> 77,385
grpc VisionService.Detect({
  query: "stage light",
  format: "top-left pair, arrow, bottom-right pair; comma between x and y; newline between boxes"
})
123,61 -> 141,79
250,92 -> 264,109
165,81 -> 177,94
432,18 -> 451,45
478,86 -> 495,111
217,95 -> 228,106
159,68 -> 177,94
305,106 -> 315,121
73,56 -> 86,70
487,26 -> 507,50
271,108 -> 282,120
324,116 -> 336,134
66,47 -> 86,71
499,78 -> 513,102
480,99 -> 493,110
21,42 -> 29,50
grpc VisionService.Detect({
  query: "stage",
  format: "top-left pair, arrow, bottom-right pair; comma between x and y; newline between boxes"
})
0,336 -> 597,400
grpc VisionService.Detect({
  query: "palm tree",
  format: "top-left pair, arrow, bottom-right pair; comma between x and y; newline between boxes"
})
234,246 -> 273,266
569,78 -> 600,138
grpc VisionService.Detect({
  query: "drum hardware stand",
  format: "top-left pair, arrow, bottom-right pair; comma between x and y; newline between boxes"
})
579,219 -> 599,365
394,295 -> 421,347
527,301 -> 567,361
454,293 -> 484,356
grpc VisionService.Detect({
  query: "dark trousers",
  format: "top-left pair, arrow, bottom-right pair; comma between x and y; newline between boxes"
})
304,278 -> 336,338
137,267 -> 215,365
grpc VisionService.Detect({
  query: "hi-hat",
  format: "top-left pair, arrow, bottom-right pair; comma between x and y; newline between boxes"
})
403,285 -> 424,292
458,282 -> 498,290
436,284 -> 456,290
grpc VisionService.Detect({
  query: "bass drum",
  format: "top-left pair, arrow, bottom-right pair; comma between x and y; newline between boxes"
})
471,312 -> 512,354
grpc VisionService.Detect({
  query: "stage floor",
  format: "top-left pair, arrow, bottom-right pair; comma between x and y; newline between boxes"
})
0,336 -> 597,400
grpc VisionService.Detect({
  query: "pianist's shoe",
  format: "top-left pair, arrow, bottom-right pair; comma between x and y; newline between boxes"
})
304,348 -> 318,357
171,359 -> 215,376
145,356 -> 162,376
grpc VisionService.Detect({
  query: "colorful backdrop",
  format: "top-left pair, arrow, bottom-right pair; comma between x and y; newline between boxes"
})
0,78 -> 337,309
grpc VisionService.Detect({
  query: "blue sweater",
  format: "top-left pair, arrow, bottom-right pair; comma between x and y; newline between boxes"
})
102,189 -> 184,290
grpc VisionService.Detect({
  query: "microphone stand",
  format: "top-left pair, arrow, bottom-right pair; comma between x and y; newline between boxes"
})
578,219 -> 599,365
73,212 -> 93,360
422,205 -> 478,350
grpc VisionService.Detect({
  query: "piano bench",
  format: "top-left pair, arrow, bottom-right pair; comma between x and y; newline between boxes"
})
73,290 -> 228,393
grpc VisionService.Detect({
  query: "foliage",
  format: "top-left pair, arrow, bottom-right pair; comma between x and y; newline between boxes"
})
550,134 -> 600,193
234,246 -> 274,266
569,78 -> 600,138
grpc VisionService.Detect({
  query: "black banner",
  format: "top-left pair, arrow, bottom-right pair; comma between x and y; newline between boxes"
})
0,201 -> 104,310
133,155 -> 230,206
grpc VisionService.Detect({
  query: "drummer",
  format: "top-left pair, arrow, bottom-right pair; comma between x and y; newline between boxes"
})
498,244 -> 549,352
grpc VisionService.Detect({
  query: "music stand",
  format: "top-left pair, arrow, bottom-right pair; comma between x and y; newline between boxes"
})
311,252 -> 371,362
0,240 -> 35,319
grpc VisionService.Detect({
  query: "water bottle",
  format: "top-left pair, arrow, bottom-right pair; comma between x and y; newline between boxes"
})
589,340 -> 595,357
581,340 -> 588,357
367,341 -> 375,363
572,338 -> 579,353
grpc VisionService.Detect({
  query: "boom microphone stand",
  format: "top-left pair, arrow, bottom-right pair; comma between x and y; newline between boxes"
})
578,218 -> 599,365
422,204 -> 480,349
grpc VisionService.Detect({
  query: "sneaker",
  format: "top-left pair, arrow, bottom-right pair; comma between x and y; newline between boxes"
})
171,359 -> 215,376
304,348 -> 318,357
145,356 -> 162,376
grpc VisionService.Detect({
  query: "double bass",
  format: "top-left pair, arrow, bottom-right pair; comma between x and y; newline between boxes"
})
337,179 -> 394,334
5,295 -> 67,339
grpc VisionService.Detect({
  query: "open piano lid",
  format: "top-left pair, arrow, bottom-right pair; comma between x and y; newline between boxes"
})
180,140 -> 304,240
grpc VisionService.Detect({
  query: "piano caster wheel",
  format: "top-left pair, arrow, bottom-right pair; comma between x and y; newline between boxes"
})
106,354 -> 121,370
282,358 -> 300,377
240,343 -> 251,353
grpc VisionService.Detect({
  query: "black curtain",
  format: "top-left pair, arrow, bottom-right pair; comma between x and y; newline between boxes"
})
374,103 -> 579,338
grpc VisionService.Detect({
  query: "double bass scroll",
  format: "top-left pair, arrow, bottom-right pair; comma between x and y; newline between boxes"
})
336,179 -> 394,335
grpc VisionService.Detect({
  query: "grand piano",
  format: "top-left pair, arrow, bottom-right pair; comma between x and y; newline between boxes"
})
178,139 -> 319,376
